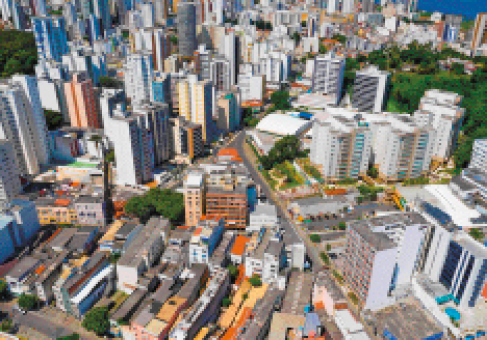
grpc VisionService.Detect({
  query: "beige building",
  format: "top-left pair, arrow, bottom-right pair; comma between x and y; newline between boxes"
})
183,172 -> 205,226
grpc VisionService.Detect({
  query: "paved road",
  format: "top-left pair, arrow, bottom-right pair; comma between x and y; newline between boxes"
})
228,131 -> 324,269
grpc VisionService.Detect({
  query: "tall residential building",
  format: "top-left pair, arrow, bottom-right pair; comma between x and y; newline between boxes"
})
237,72 -> 264,102
217,91 -> 240,133
310,112 -> 373,181
342,0 -> 355,14
152,73 -> 171,105
326,0 -> 337,14
0,81 -> 44,175
0,0 -> 12,21
64,73 -> 101,129
413,90 -> 465,162
178,75 -> 215,142
31,16 -> 69,62
352,65 -> 390,113
32,0 -> 47,16
100,89 -> 153,186
471,13 -> 487,52
210,55 -> 231,92
177,2 -> 197,57
171,116 -> 204,163
311,52 -> 346,106
124,53 -> 154,105
132,28 -> 171,72
0,141 -> 21,211
342,213 -> 430,311
12,2 -> 28,30
374,115 -> 435,181
470,138 -> 487,170
361,0 -> 374,13
62,50 -> 107,86
184,172 -> 205,226
11,75 -> 50,165
222,31 -> 238,86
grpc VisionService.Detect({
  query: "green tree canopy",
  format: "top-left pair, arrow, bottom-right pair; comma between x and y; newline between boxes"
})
0,280 -> 9,300
99,76 -> 122,89
18,293 -> 39,310
309,234 -> 320,243
82,307 -> 110,336
125,188 -> 184,224
270,91 -> 291,111
260,136 -> 306,170
44,110 -> 64,131
248,275 -> 262,287
0,30 -> 37,77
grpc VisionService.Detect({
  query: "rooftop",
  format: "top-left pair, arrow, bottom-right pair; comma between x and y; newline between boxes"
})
230,235 -> 250,256
256,113 -> 312,136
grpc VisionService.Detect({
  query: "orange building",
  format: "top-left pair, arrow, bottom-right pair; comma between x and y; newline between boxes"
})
205,185 -> 248,229
64,73 -> 100,129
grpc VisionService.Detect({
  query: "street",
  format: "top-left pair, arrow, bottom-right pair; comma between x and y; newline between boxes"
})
228,131 -> 324,269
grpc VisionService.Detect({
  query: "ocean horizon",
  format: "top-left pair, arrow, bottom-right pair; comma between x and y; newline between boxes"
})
418,0 -> 485,20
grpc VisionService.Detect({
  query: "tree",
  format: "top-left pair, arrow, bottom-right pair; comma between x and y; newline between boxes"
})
367,167 -> 378,179
326,244 -> 332,251
18,293 -> 39,311
99,76 -> 122,89
222,297 -> 232,307
332,34 -> 347,44
44,110 -> 64,131
227,264 -> 239,280
270,91 -> 291,111
309,234 -> 320,243
248,275 -> 262,287
170,35 -> 178,45
125,188 -> 184,224
57,334 -> 80,340
469,228 -> 483,242
338,222 -> 347,231
0,280 -> 9,300
319,44 -> 327,54
450,63 -> 465,75
0,30 -> 38,77
106,149 -> 115,164
260,136 -> 306,170
0,318 -> 12,333
82,307 -> 110,336
242,292 -> 249,300
292,32 -> 301,45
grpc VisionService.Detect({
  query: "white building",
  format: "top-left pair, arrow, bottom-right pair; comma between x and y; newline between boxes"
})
210,55 -> 232,92
124,53 -> 154,106
470,138 -> 487,170
343,213 -> 430,311
248,203 -> 278,232
352,65 -> 390,113
0,81 -> 43,175
132,28 -> 171,72
311,52 -> 346,106
311,112 -> 373,180
258,51 -> 291,84
237,72 -> 264,102
0,141 -> 21,211
189,218 -> 225,265
413,90 -> 465,162
11,75 -> 50,165
101,89 -> 154,186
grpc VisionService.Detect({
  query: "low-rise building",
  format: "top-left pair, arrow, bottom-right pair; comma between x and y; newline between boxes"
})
248,203 -> 278,233
230,235 -> 250,265
189,217 -> 225,265
117,218 -> 170,293
170,268 -> 230,339
312,271 -> 347,317
35,197 -> 78,226
6,256 -> 42,296
74,196 -> 106,227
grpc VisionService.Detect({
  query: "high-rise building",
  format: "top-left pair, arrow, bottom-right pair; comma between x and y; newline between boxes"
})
311,112 -> 373,181
100,89 -> 154,186
124,52 -> 154,106
352,65 -> 390,113
183,172 -> 205,226
12,2 -> 28,30
178,75 -> 216,142
0,0 -> 12,21
326,0 -> 337,14
210,55 -> 231,92
152,73 -> 171,105
32,0 -> 47,16
0,141 -> 22,211
64,73 -> 101,129
472,13 -> 487,54
177,2 -> 197,57
153,0 -> 168,24
132,28 -> 171,72
31,16 -> 69,62
221,31 -> 238,86
0,80 -> 47,175
62,50 -> 107,86
342,213 -> 429,311
361,0 -> 374,13
342,0 -> 355,14
470,138 -> 487,170
171,116 -> 204,162
311,52 -> 346,106
11,75 -> 50,166
413,90 -> 465,162
217,91 -> 240,133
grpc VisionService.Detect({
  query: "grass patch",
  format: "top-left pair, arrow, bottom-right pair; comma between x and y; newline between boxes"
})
262,170 -> 278,190
309,234 -> 321,243
275,161 -> 305,189
402,176 -> 430,186
348,292 -> 359,305
320,252 -> 330,265
333,270 -> 344,285
110,291 -> 129,313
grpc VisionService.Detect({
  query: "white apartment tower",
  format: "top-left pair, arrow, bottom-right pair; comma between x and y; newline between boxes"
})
311,112 -> 373,180
0,141 -> 22,211
101,89 -> 154,186
124,53 -> 154,105
11,75 -> 50,165
413,90 -> 465,162
352,65 -> 390,113
0,81 -> 43,175
470,138 -> 487,170
178,75 -> 215,142
311,52 -> 346,106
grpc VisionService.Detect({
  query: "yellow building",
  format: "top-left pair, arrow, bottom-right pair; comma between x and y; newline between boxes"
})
35,198 -> 78,225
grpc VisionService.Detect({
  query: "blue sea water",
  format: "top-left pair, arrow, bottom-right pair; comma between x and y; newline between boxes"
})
417,0 -> 486,20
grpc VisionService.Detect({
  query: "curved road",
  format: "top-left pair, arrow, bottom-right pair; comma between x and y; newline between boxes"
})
228,131 -> 323,269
